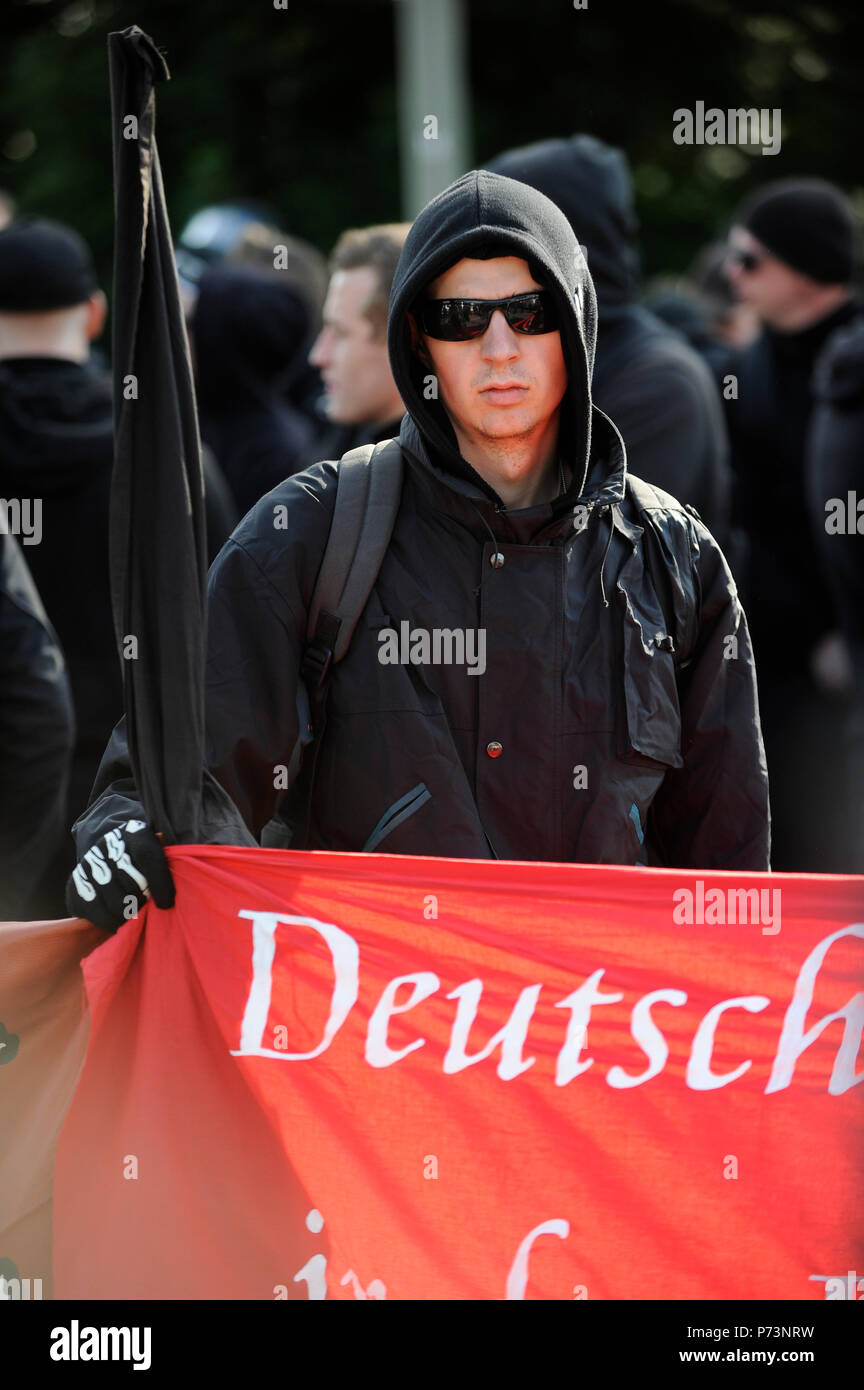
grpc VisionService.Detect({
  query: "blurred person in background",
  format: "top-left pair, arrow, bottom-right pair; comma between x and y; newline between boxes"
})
645,244 -> 760,375
806,316 -> 864,871
191,263 -> 320,518
175,201 -> 328,432
174,201 -> 278,314
0,216 -> 235,912
488,135 -> 733,547
307,223 -> 409,458
722,177 -> 863,871
0,532 -> 73,920
226,218 -> 328,428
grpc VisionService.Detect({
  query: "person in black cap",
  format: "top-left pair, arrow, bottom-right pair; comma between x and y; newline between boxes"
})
721,178 -> 862,872
0,215 -> 236,914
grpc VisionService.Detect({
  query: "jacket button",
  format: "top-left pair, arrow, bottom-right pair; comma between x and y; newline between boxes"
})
490,552 -> 505,568
486,741 -> 503,758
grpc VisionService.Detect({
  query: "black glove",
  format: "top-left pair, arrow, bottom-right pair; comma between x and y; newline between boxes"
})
65,820 -> 175,932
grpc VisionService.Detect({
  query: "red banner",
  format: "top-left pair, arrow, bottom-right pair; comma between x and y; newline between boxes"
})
53,847 -> 864,1300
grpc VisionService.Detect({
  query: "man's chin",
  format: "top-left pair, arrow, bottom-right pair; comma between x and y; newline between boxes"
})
323,398 -> 354,425
473,409 -> 540,440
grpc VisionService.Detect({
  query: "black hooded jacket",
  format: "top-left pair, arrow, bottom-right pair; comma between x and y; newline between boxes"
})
488,137 -> 732,545
75,170 -> 769,871
0,533 -> 74,917
193,265 -> 319,519
0,355 -> 236,842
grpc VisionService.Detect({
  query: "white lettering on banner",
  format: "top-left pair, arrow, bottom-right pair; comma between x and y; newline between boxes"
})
287,1201 -> 567,1298
443,979 -> 541,1079
366,972 -> 440,1066
766,924 -> 864,1096
340,1269 -> 387,1299
231,913 -> 863,1094
230,912 -> 358,1060
554,970 -> 624,1085
506,1219 -> 571,1300
686,996 -> 771,1089
607,989 -> 688,1088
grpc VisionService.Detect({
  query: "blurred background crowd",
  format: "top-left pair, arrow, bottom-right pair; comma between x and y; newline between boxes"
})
1,0 -> 863,918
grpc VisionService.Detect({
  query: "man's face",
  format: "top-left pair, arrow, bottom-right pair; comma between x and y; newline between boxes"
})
309,267 -> 398,425
724,226 -> 814,330
411,256 -> 568,481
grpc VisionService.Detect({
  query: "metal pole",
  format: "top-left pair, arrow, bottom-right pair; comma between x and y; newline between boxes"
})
395,0 -> 471,219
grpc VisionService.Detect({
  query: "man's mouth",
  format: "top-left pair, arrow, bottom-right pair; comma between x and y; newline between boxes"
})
479,382 -> 529,404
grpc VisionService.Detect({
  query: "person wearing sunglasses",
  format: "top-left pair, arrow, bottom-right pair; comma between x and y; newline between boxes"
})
70,169 -> 769,931
720,178 -> 862,873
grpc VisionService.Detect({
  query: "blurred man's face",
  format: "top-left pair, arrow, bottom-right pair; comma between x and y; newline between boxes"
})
309,267 -> 399,425
410,256 -> 568,493
724,227 -> 818,330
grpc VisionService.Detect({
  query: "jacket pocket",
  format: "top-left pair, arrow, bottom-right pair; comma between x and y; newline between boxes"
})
362,782 -> 432,852
619,584 -> 684,769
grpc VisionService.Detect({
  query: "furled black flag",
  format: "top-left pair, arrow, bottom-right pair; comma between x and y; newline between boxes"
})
107,26 -> 207,843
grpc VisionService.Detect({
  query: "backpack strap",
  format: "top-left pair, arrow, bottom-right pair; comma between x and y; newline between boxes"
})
268,437 -> 404,850
301,436 -> 404,694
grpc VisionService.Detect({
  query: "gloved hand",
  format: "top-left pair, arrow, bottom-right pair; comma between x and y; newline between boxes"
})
65,819 -> 175,932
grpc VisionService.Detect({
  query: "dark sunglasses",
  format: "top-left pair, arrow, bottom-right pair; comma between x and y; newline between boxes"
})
417,289 -> 559,341
726,247 -> 764,273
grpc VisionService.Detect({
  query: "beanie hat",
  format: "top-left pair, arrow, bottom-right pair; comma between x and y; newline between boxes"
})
736,179 -> 860,284
0,216 -> 98,310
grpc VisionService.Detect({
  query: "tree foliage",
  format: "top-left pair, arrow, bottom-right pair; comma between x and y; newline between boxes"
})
1,0 -> 861,295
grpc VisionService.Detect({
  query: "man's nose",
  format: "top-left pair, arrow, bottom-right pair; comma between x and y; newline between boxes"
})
308,330 -> 329,367
480,309 -> 520,359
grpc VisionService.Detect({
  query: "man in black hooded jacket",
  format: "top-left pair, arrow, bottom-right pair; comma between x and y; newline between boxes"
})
68,171 -> 769,931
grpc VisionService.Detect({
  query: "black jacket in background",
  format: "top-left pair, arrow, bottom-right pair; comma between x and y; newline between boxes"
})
487,136 -> 732,546
0,533 -> 74,918
808,318 -> 864,870
0,354 -> 237,838
724,297 -> 862,673
300,412 -> 405,469
76,169 -> 769,871
193,265 -> 318,519
807,315 -> 864,664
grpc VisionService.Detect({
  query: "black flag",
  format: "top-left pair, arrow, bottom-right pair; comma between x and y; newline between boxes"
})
107,26 -> 207,843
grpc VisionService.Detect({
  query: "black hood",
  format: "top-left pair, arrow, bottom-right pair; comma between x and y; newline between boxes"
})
388,167 -> 605,504
486,136 -> 641,314
192,264 -> 312,411
0,356 -> 113,490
